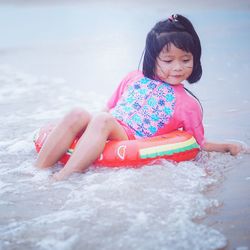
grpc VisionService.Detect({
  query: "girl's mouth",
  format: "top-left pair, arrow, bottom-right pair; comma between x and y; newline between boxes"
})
171,75 -> 183,78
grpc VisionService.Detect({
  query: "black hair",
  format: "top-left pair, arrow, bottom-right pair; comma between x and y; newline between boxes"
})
142,14 -> 202,84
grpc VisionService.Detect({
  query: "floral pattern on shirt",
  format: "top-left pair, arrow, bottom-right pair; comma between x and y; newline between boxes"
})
110,77 -> 176,138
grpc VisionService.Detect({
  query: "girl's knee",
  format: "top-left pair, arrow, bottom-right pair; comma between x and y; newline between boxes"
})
63,108 -> 91,132
91,112 -> 115,132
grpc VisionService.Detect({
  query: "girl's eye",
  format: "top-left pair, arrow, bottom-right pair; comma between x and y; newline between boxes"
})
164,60 -> 172,63
183,59 -> 191,63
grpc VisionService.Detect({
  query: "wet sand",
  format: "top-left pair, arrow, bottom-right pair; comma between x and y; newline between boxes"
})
0,1 -> 250,249
205,157 -> 250,249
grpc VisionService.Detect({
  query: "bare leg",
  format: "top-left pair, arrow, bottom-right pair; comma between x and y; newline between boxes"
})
53,112 -> 128,181
35,108 -> 91,168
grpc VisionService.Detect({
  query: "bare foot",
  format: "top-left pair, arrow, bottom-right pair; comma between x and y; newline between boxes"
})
52,172 -> 64,181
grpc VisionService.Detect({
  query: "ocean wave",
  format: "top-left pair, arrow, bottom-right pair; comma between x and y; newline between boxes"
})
0,65 -> 237,250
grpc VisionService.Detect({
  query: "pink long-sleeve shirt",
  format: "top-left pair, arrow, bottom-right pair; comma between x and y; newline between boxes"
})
107,70 -> 205,148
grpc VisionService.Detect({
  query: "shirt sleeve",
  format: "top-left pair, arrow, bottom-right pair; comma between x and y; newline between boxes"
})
106,70 -> 141,109
182,104 -> 206,148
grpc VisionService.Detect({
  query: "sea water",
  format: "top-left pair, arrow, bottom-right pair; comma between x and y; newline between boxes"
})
0,58 -> 240,250
0,1 -> 250,250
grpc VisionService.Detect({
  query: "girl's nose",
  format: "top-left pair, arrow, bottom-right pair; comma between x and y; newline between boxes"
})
173,61 -> 183,71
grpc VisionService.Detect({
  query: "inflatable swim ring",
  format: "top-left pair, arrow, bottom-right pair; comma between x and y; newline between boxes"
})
34,124 -> 200,167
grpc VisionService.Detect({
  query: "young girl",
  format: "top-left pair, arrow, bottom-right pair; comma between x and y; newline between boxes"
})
35,14 -> 242,180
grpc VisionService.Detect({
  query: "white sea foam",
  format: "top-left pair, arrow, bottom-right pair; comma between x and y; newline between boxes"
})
0,66 -> 240,250
6,140 -> 33,154
36,234 -> 79,250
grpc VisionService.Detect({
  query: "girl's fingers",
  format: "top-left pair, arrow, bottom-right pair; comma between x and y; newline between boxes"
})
226,140 -> 250,155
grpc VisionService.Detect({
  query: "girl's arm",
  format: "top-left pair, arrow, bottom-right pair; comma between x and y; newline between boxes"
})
203,141 -> 243,156
181,100 -> 245,156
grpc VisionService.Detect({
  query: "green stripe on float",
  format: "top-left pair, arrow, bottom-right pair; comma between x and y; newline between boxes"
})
139,142 -> 199,159
66,149 -> 74,155
139,137 -> 198,158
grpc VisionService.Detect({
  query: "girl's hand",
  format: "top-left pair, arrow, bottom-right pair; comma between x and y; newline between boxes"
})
226,143 -> 243,156
228,141 -> 250,155
203,141 -> 249,156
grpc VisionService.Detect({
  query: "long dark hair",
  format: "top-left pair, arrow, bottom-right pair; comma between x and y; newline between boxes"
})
142,14 -> 202,84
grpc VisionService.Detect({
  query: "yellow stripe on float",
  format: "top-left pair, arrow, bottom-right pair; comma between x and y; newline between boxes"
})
139,137 -> 197,157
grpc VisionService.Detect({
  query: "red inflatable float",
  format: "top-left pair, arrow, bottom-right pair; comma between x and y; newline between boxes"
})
34,124 -> 200,167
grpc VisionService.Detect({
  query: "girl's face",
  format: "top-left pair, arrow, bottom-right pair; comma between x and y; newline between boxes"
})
155,43 -> 193,85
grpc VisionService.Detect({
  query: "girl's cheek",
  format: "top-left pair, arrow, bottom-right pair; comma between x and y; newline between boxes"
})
155,70 -> 164,80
